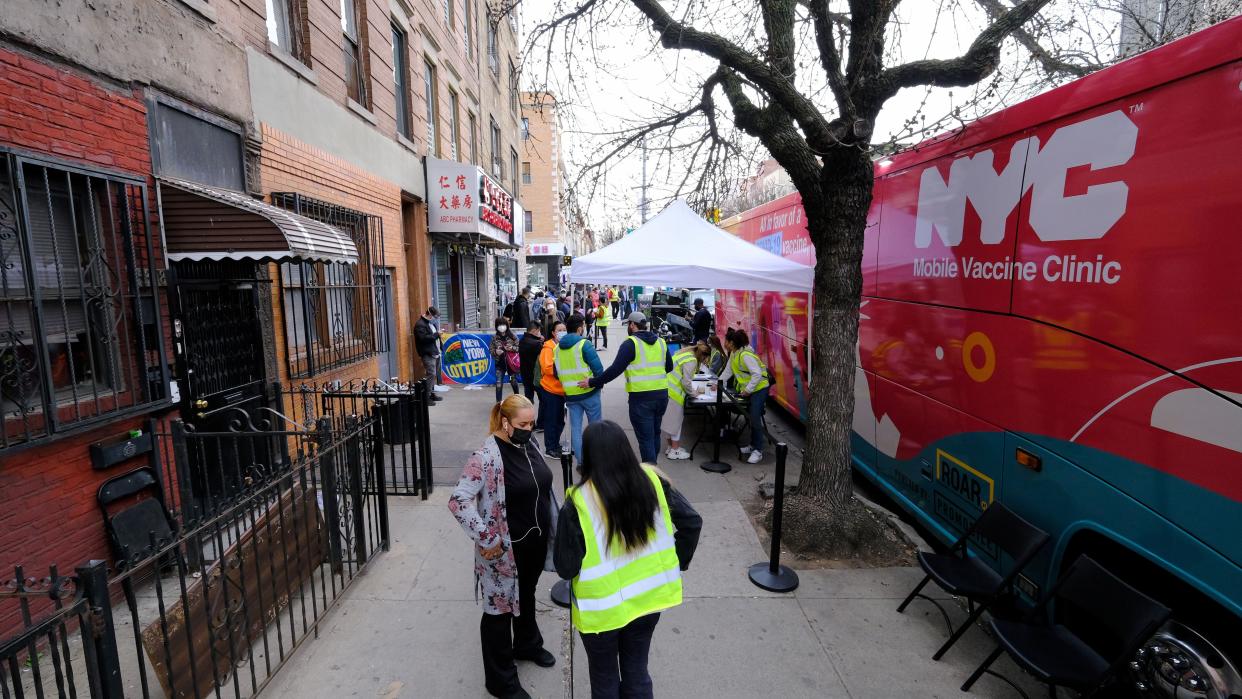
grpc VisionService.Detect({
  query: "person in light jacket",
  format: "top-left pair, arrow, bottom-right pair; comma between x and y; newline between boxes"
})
449,395 -> 558,699
554,420 -> 701,699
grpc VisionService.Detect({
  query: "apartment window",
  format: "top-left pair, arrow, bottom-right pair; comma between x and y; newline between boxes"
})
510,148 -> 518,192
521,117 -> 530,141
469,112 -> 478,164
266,0 -> 303,58
521,161 -> 531,185
490,118 -> 501,177
443,0 -> 454,28
509,60 -> 519,113
449,90 -> 462,161
392,22 -> 412,139
524,209 -> 533,232
424,60 -> 439,157
487,24 -> 499,76
271,194 -> 382,378
341,0 -> 369,106
463,0 -> 474,60
0,154 -> 169,449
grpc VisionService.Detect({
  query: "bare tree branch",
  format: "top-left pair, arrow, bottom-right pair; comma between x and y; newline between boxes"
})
973,0 -> 1097,76
873,0 -> 1054,109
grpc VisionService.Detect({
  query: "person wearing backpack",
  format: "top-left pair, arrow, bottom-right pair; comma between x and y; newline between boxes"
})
554,420 -> 701,699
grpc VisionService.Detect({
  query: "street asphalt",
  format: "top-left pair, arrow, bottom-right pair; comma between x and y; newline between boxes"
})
263,321 -> 1041,698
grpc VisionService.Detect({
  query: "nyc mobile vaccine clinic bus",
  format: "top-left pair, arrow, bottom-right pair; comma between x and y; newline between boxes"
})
718,16 -> 1242,695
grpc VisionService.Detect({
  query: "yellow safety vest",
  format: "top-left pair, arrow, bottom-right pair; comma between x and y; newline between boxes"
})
555,340 -> 594,397
666,349 -> 698,406
595,302 -> 611,326
624,336 -> 667,393
730,347 -> 770,392
568,466 -> 683,634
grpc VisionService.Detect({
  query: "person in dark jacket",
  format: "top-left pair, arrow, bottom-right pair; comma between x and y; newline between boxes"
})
557,295 -> 572,320
493,317 -> 521,403
554,420 -> 701,699
415,307 -> 444,402
691,298 -> 712,344
511,287 -> 532,330
580,312 -> 674,464
518,322 -> 545,428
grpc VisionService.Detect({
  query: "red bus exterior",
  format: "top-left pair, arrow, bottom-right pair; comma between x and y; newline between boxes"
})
719,15 -> 1242,689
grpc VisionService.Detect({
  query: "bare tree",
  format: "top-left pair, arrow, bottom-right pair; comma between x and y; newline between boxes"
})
520,0 -> 1208,557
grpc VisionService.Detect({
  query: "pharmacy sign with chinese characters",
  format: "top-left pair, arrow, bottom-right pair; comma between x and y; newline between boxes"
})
427,158 -> 478,233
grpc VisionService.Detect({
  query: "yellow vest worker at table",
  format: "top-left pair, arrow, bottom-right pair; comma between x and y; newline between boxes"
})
661,342 -> 711,460
719,329 -> 770,464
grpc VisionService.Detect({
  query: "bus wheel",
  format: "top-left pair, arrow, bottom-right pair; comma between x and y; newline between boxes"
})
1132,620 -> 1242,699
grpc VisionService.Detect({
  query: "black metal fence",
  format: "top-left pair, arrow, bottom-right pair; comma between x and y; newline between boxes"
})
0,379 -> 434,698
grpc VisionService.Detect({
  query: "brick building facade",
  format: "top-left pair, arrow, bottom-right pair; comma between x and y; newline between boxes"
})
0,0 -> 527,602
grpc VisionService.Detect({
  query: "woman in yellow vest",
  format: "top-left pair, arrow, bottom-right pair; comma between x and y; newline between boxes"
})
554,420 -> 701,699
720,329 -> 771,464
593,298 -> 611,350
662,342 -> 711,460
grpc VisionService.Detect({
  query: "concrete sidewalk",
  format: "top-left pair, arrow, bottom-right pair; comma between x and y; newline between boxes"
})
264,322 -> 1039,698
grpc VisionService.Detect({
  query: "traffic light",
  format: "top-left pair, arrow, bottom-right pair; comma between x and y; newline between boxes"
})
561,255 -> 573,266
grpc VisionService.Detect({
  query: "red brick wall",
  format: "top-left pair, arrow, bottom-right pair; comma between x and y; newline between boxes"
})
0,48 -> 169,634
0,47 -> 150,174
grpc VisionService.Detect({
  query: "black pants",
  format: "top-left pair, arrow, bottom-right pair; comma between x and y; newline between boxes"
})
522,376 -> 539,427
480,535 -> 547,696
595,326 -> 608,348
579,613 -> 661,699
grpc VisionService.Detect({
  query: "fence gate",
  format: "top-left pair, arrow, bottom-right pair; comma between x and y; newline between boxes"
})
1,562 -> 122,699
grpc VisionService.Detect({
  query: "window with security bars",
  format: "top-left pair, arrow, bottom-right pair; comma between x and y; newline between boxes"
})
270,193 -> 385,378
0,153 -> 169,449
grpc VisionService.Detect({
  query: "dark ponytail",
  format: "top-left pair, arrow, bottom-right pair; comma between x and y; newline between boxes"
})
578,420 -> 658,552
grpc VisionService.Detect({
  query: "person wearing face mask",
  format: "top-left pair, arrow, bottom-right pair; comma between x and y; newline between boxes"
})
535,320 -> 568,458
449,395 -> 559,699
493,317 -> 521,403
415,306 -> 445,402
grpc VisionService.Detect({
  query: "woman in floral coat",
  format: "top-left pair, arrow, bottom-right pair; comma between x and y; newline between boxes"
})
449,394 -> 558,699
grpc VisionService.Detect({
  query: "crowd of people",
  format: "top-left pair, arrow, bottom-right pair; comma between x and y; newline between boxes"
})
440,288 -> 774,699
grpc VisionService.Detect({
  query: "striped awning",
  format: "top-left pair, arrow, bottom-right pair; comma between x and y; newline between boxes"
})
159,178 -> 358,264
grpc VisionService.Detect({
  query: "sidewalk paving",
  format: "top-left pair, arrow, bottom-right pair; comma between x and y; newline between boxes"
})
264,322 -> 1039,698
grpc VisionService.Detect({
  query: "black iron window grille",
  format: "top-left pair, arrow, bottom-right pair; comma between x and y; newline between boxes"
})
271,193 -> 385,379
0,152 -> 170,450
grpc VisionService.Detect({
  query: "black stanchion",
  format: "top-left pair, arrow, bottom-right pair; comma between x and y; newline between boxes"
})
551,449 -> 573,608
748,442 -> 799,592
700,380 -> 731,474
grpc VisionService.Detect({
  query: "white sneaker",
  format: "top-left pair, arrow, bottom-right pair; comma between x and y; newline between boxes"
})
747,451 -> 763,464
433,385 -> 450,393
739,446 -> 753,455
667,448 -> 690,460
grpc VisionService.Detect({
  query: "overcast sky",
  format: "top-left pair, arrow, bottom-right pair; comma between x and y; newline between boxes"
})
518,0 -> 1122,230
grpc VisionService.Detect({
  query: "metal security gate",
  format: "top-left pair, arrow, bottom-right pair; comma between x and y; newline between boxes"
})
169,260 -> 275,509
0,562 -> 118,699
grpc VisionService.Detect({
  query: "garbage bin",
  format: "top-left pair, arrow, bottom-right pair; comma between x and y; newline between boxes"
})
373,396 -> 412,445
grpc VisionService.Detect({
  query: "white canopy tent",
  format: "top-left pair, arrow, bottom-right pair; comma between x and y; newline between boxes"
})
568,200 -> 814,292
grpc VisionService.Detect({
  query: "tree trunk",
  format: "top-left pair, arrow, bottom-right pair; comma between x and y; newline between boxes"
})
798,148 -> 874,511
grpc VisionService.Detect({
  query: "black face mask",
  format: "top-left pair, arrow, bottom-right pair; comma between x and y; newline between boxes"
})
509,428 -> 533,446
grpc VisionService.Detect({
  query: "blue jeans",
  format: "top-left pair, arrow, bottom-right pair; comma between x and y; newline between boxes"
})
539,387 -> 566,454
579,612 -> 661,699
747,386 -> 769,453
628,396 -> 668,464
495,365 -> 518,402
567,392 -> 603,462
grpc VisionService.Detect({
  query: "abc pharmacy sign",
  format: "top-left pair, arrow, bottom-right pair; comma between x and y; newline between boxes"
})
426,157 -> 518,245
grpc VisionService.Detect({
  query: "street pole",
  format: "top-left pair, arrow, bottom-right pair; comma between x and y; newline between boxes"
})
640,137 -> 649,224
550,449 -> 573,608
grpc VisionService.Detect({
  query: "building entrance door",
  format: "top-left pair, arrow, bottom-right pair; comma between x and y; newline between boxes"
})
170,259 -> 274,500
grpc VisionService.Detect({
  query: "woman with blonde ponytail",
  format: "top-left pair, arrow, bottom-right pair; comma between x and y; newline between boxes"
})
449,394 -> 558,699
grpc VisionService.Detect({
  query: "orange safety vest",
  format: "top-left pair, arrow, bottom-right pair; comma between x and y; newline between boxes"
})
539,339 -> 566,395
